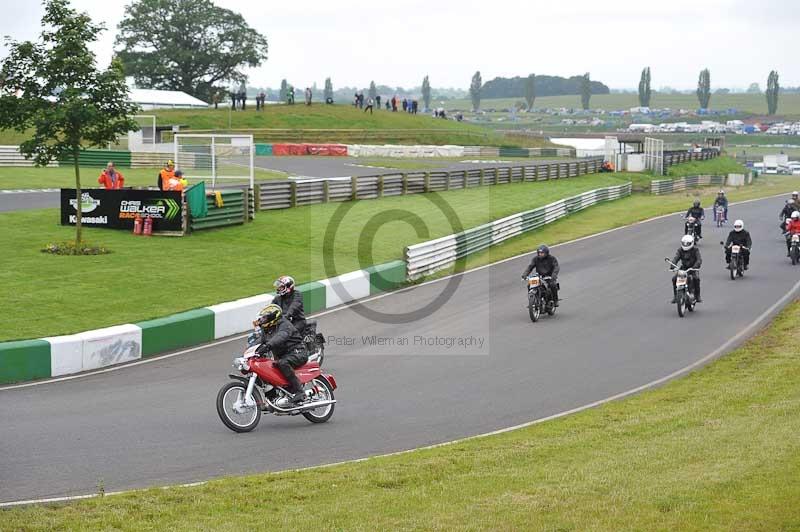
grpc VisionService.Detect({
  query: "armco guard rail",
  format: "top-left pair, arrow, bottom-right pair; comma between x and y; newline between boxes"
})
663,148 -> 718,170
405,182 -> 632,279
650,175 -> 727,195
257,158 -> 604,211
189,188 -> 255,231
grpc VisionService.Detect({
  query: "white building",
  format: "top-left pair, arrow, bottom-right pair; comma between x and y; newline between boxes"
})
129,89 -> 208,110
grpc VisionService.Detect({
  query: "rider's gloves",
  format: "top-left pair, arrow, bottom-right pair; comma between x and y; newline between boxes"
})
255,343 -> 270,356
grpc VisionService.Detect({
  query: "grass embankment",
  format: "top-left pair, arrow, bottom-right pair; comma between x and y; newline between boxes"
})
0,173 -> 626,341
445,93 -> 800,116
0,166 -> 286,190
4,299 -> 800,530
153,105 -> 552,148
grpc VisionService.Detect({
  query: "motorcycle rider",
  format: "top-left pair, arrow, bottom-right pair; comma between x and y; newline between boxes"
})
779,199 -> 797,231
271,275 -> 306,335
521,244 -> 560,306
713,190 -> 728,223
253,304 -> 308,404
685,200 -> 705,240
671,234 -> 703,304
785,211 -> 800,256
724,219 -> 752,270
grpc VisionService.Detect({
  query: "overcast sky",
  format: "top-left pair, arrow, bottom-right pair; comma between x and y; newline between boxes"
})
2,0 -> 798,91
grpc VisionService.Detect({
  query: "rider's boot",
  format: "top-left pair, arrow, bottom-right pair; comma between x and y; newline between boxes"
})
695,284 -> 702,303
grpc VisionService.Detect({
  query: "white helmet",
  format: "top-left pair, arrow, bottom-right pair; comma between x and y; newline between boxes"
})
733,219 -> 744,232
792,211 -> 800,220
793,191 -> 799,197
681,234 -> 694,251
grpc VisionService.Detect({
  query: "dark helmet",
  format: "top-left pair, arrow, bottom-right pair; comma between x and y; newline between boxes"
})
537,244 -> 550,257
255,303 -> 282,330
273,275 -> 295,296
693,200 -> 701,207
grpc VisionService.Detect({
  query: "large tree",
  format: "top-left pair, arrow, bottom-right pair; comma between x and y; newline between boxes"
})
524,73 -> 536,110
766,70 -> 780,115
697,68 -> 711,109
580,72 -> 591,110
115,0 -> 268,101
470,71 -> 482,111
638,67 -> 651,107
0,0 -> 139,248
421,75 -> 431,110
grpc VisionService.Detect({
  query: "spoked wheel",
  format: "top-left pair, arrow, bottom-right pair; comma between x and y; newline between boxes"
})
216,381 -> 262,433
676,292 -> 685,318
528,293 -> 540,322
792,248 -> 799,266
729,261 -> 736,280
302,377 -> 335,424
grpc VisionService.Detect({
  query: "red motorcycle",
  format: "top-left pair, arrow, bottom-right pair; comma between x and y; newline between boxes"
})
216,343 -> 337,433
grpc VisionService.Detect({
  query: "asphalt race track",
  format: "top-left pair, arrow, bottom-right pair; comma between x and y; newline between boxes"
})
0,157 -> 574,212
2,195 -> 799,503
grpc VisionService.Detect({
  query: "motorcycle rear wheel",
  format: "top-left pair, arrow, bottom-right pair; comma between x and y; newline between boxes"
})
302,377 -> 335,424
792,248 -> 799,266
217,381 -> 262,433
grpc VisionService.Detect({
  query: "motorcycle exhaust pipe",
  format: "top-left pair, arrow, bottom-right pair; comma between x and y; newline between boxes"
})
264,397 -> 337,414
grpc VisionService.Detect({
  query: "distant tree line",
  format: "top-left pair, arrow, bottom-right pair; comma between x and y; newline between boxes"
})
480,75 -> 610,99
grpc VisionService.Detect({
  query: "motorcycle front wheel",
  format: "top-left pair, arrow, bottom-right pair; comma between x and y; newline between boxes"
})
528,293 -> 540,322
729,260 -> 736,280
677,292 -> 685,318
217,381 -> 262,433
302,377 -> 335,424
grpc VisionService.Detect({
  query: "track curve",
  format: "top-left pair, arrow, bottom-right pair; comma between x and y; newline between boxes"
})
2,195 -> 798,503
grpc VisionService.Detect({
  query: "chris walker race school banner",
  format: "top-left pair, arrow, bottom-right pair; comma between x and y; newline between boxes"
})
60,189 -> 183,231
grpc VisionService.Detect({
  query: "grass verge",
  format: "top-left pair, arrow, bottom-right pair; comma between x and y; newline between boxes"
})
0,166 -> 286,190
4,297 -> 799,530
0,173 -> 625,340
618,156 -> 746,192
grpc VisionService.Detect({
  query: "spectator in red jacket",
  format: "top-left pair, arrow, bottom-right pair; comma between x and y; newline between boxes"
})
97,162 -> 124,189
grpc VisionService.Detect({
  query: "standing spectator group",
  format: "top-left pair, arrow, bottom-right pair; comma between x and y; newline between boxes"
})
255,91 -> 267,110
229,89 -> 247,110
353,91 -> 364,108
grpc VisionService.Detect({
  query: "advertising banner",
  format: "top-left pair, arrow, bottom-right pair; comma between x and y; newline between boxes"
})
60,189 -> 183,231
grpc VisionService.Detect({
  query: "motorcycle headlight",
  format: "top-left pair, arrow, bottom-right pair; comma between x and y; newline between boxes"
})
233,357 -> 250,371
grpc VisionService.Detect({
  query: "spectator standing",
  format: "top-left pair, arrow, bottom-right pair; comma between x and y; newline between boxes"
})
229,90 -> 237,110
385,100 -> 391,110
391,96 -> 397,112
212,91 -> 220,110
158,160 -> 176,190
289,86 -> 295,105
305,87 -> 312,106
364,97 -> 374,114
375,95 -> 381,109
353,91 -> 359,107
260,91 -> 267,110
402,98 -> 408,112
164,169 -> 185,192
97,162 -> 124,189
240,90 -> 246,110
412,100 -> 418,114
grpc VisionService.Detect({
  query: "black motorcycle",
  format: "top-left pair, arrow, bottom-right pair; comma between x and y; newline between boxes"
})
525,274 -> 556,322
721,241 -> 748,280
665,258 -> 699,318
684,216 -> 702,244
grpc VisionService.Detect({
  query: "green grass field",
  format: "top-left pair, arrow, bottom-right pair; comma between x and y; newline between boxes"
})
3,216 -> 799,531
0,166 -> 287,190
0,172 -> 627,341
446,93 -> 800,116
